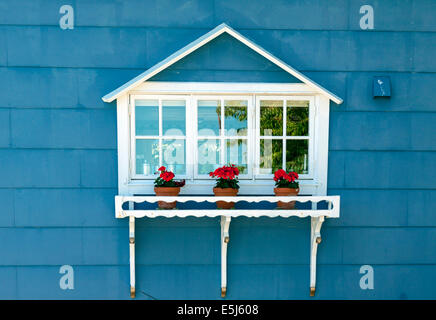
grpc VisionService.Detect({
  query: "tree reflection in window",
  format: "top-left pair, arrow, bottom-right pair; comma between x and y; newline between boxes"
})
259,100 -> 309,175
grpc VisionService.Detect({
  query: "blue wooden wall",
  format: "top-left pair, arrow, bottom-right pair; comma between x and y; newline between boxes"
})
0,0 -> 435,299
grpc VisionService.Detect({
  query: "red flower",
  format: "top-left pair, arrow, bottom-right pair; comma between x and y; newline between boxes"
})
160,171 -> 174,182
158,166 -> 166,172
209,165 -> 240,180
274,169 -> 286,181
273,169 -> 299,183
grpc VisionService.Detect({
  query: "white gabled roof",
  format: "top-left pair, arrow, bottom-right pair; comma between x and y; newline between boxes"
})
102,23 -> 343,104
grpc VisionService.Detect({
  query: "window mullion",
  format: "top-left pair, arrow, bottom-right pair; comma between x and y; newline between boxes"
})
130,96 -> 135,178
221,98 -> 225,165
282,100 -> 286,171
159,99 -> 163,167
186,96 -> 194,180
255,96 -> 260,177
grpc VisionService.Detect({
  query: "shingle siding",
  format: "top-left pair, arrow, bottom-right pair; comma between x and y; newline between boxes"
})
0,0 -> 435,299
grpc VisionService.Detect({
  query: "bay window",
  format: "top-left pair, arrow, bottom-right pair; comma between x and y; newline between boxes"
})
129,92 -> 317,192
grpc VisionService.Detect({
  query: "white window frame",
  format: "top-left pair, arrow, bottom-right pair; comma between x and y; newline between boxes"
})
117,82 -> 331,196
255,95 -> 315,180
129,94 -> 192,180
192,95 -> 254,180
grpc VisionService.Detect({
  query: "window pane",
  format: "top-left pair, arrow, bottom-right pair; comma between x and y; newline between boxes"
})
163,100 -> 185,136
259,139 -> 282,174
225,139 -> 248,174
198,139 -> 220,174
260,100 -> 283,136
162,139 -> 185,175
286,139 -> 309,174
136,139 -> 159,175
224,100 -> 247,136
135,100 -> 159,136
198,100 -> 221,136
287,100 -> 309,136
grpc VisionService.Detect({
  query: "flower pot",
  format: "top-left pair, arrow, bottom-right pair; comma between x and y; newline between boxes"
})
213,187 -> 238,209
273,188 -> 299,209
154,187 -> 181,209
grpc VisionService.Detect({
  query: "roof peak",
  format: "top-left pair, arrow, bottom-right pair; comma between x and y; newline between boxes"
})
102,23 -> 343,104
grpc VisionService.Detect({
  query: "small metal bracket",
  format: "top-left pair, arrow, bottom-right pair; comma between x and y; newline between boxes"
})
220,216 -> 231,297
310,216 -> 324,297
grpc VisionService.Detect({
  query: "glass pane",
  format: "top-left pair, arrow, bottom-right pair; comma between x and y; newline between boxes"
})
259,139 -> 282,174
198,100 -> 221,136
260,100 -> 283,136
136,139 -> 159,175
225,139 -> 248,174
224,100 -> 248,136
162,139 -> 185,175
286,139 -> 309,174
163,100 -> 185,136
287,100 -> 309,136
198,139 -> 220,175
135,100 -> 159,136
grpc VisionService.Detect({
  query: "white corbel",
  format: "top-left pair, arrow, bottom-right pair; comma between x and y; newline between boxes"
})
116,195 -> 340,298
129,211 -> 136,298
310,215 -> 324,296
220,215 -> 231,297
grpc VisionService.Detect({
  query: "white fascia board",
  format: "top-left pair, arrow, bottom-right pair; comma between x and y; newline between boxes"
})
223,26 -> 343,104
102,23 -> 343,105
133,81 -> 315,95
102,23 -> 228,103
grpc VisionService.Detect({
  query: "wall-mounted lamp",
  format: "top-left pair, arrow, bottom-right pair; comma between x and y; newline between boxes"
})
373,76 -> 391,98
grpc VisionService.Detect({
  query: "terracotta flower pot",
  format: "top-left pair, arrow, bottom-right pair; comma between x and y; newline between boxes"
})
154,187 -> 181,209
213,187 -> 238,209
273,188 -> 299,209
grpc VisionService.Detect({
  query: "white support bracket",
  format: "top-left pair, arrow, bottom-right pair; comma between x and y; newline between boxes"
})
310,215 -> 324,296
129,215 -> 136,298
220,215 -> 231,298
116,195 -> 339,298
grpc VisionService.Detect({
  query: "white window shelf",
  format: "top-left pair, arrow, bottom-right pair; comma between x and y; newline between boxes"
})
115,195 -> 340,298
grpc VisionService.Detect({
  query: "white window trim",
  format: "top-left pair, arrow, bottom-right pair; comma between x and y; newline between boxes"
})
117,82 -> 331,196
255,95 -> 315,180
192,95 -> 253,180
129,94 -> 191,180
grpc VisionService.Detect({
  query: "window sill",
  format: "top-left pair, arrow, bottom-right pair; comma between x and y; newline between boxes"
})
123,179 -> 322,196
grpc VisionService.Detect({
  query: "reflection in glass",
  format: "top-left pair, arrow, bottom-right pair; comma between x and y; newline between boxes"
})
287,100 -> 309,136
163,100 -> 185,136
224,100 -> 248,136
260,100 -> 283,136
259,139 -> 282,174
135,100 -> 159,136
198,139 -> 220,174
286,139 -> 308,174
225,139 -> 248,174
198,100 -> 221,136
162,139 -> 185,175
136,139 -> 159,175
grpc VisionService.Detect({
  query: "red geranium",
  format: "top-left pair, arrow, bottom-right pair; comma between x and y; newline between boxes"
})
209,164 -> 240,189
273,169 -> 299,188
154,166 -> 184,187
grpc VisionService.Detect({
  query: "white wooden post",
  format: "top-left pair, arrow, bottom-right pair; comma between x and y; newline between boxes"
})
129,214 -> 136,298
220,216 -> 231,297
310,215 -> 324,296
